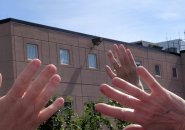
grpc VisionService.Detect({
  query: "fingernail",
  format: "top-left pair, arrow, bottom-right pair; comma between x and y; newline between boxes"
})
52,74 -> 61,84
32,59 -> 41,67
48,64 -> 57,74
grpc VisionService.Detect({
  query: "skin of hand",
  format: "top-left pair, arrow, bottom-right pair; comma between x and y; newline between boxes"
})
96,66 -> 185,130
106,44 -> 143,89
0,59 -> 64,130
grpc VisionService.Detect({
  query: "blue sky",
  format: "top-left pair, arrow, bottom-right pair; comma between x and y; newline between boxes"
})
1,0 -> 185,42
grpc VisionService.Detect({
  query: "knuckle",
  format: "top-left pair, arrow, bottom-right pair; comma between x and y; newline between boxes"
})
41,95 -> 50,105
135,89 -> 142,98
119,109 -> 126,120
124,96 -> 132,107
17,75 -> 28,85
113,63 -> 119,70
34,80 -> 44,88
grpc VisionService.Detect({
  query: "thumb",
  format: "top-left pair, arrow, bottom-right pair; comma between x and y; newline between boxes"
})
124,124 -> 145,130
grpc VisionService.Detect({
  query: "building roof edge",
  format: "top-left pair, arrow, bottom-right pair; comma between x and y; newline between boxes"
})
0,18 -> 127,44
0,18 -> 181,56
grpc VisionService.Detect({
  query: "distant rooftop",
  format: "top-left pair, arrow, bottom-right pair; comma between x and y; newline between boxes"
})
157,39 -> 185,53
130,40 -> 162,49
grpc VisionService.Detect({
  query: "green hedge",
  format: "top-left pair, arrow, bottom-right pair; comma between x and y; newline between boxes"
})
37,97 -> 130,130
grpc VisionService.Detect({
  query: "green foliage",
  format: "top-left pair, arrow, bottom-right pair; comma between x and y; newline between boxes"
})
60,96 -> 79,130
38,97 -> 130,130
75,101 -> 113,130
107,100 -> 131,129
37,97 -> 62,130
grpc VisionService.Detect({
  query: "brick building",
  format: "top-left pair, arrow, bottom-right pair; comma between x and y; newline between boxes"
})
0,18 -> 185,114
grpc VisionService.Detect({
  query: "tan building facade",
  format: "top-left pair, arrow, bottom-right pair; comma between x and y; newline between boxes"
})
0,18 -> 185,114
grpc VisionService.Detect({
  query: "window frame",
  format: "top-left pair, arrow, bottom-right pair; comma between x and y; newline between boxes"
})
135,61 -> 142,66
26,43 -> 39,60
172,67 -> 178,78
60,49 -> 70,65
87,53 -> 97,69
154,64 -> 161,77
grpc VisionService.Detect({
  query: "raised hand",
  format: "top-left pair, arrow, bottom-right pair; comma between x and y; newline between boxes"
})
106,44 -> 143,89
96,66 -> 185,130
0,59 -> 64,130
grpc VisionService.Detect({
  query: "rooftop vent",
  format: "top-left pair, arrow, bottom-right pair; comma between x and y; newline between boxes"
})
92,37 -> 103,46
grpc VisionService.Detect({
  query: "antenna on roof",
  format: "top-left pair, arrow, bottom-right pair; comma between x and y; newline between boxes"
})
166,32 -> 168,41
178,32 -> 180,39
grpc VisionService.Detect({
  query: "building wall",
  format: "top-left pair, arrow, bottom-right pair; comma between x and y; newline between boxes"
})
11,22 -> 108,114
0,21 -> 184,114
131,45 -> 184,97
0,22 -> 15,95
180,51 -> 185,93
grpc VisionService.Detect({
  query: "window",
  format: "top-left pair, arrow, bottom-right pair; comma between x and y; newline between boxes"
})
135,61 -> 142,66
60,49 -> 70,65
155,65 -> 161,76
27,44 -> 38,59
172,67 -> 178,78
88,54 -> 97,69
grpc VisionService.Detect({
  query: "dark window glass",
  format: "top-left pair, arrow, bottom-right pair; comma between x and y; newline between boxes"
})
172,67 -> 177,78
135,61 -> 142,66
155,65 -> 161,76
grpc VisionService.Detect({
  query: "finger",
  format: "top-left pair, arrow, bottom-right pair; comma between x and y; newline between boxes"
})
8,59 -> 41,99
95,103 -> 141,124
100,84 -> 141,109
38,97 -> 64,124
107,50 -> 120,70
24,64 -> 57,103
119,44 -> 132,68
137,66 -> 163,93
126,49 -> 137,68
124,124 -> 145,130
112,77 -> 149,100
105,65 -> 117,79
0,73 -> 2,88
113,44 -> 120,60
35,74 -> 61,111
114,44 -> 128,72
125,49 -> 144,90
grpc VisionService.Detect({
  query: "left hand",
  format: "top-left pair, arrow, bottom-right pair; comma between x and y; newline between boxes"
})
0,59 -> 64,130
106,44 -> 143,89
